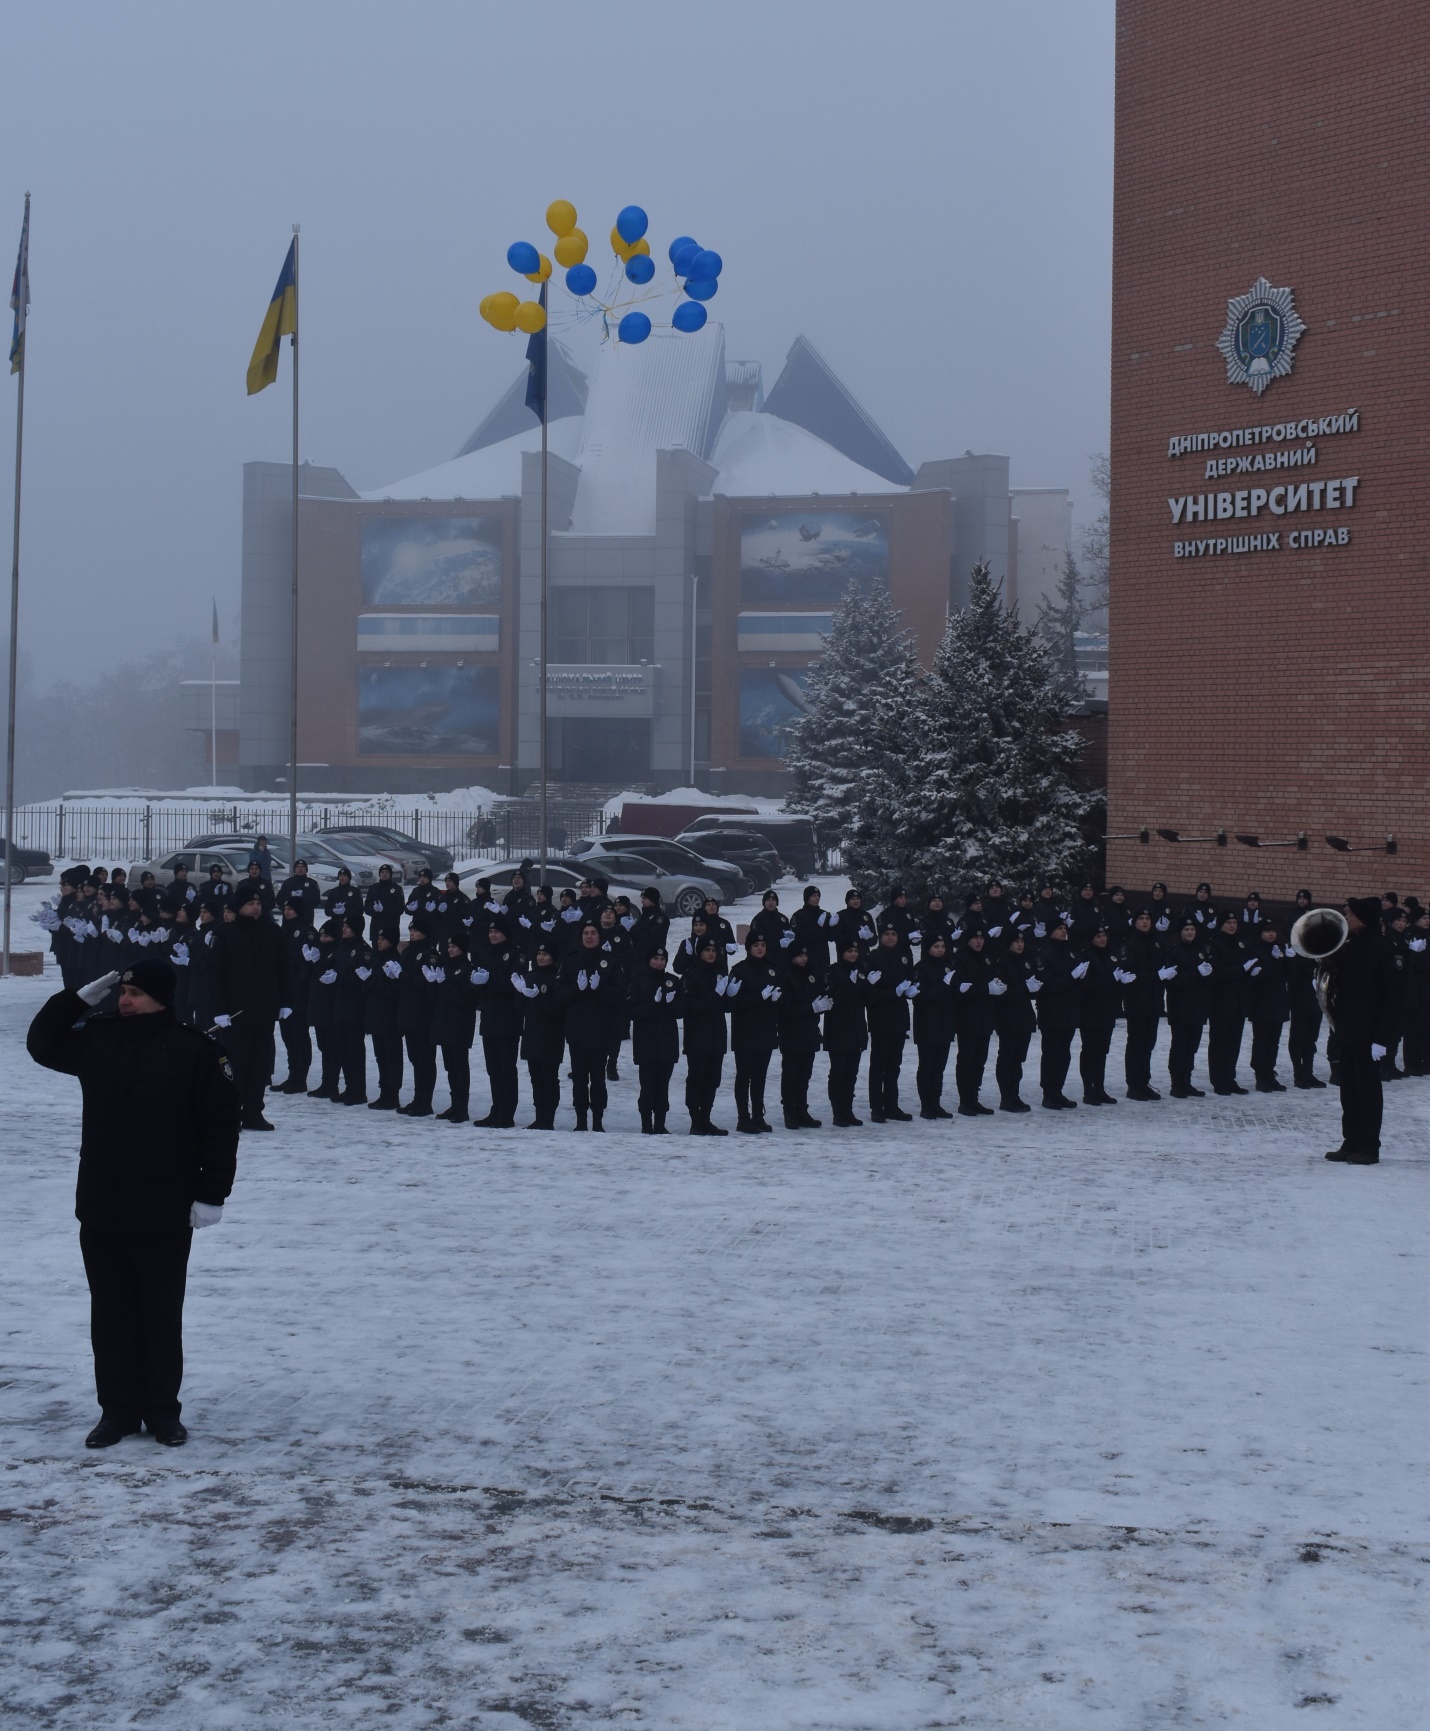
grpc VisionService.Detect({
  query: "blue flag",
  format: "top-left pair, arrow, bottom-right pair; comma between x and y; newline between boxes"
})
524,282 -> 547,421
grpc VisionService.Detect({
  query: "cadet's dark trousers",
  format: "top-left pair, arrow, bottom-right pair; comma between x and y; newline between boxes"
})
995,1028 -> 1032,1105
1339,1042 -> 1383,1153
1124,1015 -> 1159,1091
313,1025 -> 341,1094
527,1059 -> 560,1127
734,1048 -> 772,1124
955,1028 -> 991,1106
915,1040 -> 950,1113
1039,1026 -> 1075,1099
638,1060 -> 674,1128
780,1049 -> 816,1122
827,1049 -> 862,1121
482,1034 -> 520,1125
221,1020 -> 275,1121
439,1039 -> 470,1112
336,1021 -> 366,1099
405,1034 -> 437,1109
79,1226 -> 192,1426
372,1030 -> 403,1101
279,1012 -> 311,1088
1403,1007 -> 1430,1077
1288,1003 -> 1322,1080
684,1053 -> 723,1123
1250,1016 -> 1285,1082
868,1032 -> 906,1117
1168,1020 -> 1204,1091
1208,1013 -> 1245,1092
569,1041 -> 608,1122
1079,1021 -> 1114,1099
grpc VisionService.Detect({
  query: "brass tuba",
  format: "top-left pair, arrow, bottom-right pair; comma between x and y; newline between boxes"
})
1290,907 -> 1349,961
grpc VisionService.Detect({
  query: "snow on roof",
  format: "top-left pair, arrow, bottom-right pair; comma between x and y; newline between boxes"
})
360,417 -> 584,503
708,410 -> 900,498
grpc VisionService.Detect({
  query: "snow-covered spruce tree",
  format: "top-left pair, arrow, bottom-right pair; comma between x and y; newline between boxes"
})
1033,548 -> 1084,680
785,578 -> 920,882
903,562 -> 1094,892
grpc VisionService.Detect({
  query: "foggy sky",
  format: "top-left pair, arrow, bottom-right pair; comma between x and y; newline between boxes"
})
0,0 -> 1113,684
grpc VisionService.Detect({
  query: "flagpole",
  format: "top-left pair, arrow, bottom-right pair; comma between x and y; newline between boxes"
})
2,193 -> 29,981
287,225 -> 300,867
210,608 -> 218,789
538,333 -> 548,884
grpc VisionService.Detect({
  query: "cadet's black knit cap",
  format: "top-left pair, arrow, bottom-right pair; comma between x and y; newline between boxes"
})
1347,896 -> 1382,927
235,881 -> 265,909
121,958 -> 175,1008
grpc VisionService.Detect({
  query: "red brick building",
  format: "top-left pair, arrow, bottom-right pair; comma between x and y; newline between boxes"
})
1108,2 -> 1428,902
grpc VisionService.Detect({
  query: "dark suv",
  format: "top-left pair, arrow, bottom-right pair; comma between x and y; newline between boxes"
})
0,838 -> 54,883
315,824 -> 454,876
677,827 -> 782,889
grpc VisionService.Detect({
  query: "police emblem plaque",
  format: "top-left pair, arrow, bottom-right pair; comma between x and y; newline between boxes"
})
1216,277 -> 1306,396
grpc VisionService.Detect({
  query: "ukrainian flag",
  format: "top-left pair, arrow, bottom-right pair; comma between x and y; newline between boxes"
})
246,239 -> 296,395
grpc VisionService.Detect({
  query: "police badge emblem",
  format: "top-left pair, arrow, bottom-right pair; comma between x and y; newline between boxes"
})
1216,277 -> 1306,396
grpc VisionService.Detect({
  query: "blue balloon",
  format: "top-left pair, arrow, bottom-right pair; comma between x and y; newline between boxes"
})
507,241 -> 541,275
565,263 -> 597,296
667,234 -> 697,265
624,254 -> 655,285
671,240 -> 701,277
616,205 -> 649,245
688,248 -> 723,280
618,311 -> 652,345
672,300 -> 707,333
685,275 -> 718,301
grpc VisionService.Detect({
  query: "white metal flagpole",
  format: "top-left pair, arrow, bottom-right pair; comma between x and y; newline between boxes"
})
287,225 -> 300,866
210,606 -> 218,788
3,193 -> 30,980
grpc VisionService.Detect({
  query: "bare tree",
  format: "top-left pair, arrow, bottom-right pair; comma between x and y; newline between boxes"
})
1082,452 -> 1109,621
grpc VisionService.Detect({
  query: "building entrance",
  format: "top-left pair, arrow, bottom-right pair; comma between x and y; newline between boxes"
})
555,718 -> 652,783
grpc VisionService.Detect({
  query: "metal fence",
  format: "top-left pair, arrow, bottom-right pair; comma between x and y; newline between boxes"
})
6,802 -> 608,867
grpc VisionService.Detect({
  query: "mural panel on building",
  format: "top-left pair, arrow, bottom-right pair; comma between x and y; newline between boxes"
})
739,667 -> 812,759
739,512 -> 888,604
358,665 -> 500,756
360,516 -> 503,607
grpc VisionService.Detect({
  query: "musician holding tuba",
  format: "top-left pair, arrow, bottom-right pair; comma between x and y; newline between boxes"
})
1292,896 -> 1406,1165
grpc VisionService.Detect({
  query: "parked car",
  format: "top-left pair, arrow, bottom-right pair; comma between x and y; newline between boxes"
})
458,858 -> 649,903
135,844 -> 337,893
678,813 -> 823,877
674,826 -> 782,889
567,834 -> 749,900
315,823 -> 453,876
574,849 -> 727,918
0,838 -> 54,883
311,829 -> 423,884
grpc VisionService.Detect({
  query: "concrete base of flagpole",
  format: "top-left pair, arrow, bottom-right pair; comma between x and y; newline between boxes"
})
1,952 -> 42,976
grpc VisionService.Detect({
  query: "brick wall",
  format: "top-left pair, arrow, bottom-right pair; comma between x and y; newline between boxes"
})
1108,1 -> 1429,904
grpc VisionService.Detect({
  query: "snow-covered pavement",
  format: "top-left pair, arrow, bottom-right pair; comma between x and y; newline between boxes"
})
0,946 -> 1425,1728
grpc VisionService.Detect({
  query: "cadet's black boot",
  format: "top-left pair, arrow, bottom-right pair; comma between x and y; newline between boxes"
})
639,1106 -> 653,1134
652,1111 -> 669,1134
436,1100 -> 467,1123
591,1113 -> 605,1132
1000,1096 -> 1031,1113
147,1417 -> 187,1448
574,1111 -> 588,1132
367,1094 -> 399,1110
85,1416 -> 140,1449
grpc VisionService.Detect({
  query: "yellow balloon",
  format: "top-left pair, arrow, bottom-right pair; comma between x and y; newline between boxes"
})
479,294 -> 494,323
487,291 -> 519,332
610,225 -> 634,261
514,299 -> 547,334
553,228 -> 588,267
630,237 -> 651,257
546,199 -> 577,238
524,253 -> 553,283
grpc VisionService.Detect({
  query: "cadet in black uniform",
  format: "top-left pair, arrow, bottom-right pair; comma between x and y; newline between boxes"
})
1035,917 -> 1080,1109
1207,912 -> 1252,1095
514,941 -> 565,1129
912,933 -> 956,1118
366,927 -> 405,1110
991,930 -> 1040,1112
1074,928 -> 1119,1105
952,929 -> 997,1115
212,882 -> 288,1130
1164,919 -> 1212,1097
395,917 -> 440,1118
471,921 -> 523,1129
274,901 -> 317,1092
680,937 -> 731,1135
431,934 -> 476,1123
1287,889 -> 1326,1088
558,923 -> 624,1132
27,957 -> 239,1449
728,934 -> 783,1133
822,938 -> 868,1127
775,941 -> 824,1128
1246,921 -> 1290,1091
1402,908 -> 1430,1078
1118,909 -> 1173,1100
1321,897 -> 1407,1164
628,947 -> 681,1133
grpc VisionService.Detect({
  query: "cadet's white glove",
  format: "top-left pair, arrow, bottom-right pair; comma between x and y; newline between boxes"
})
714,975 -> 730,996
1197,961 -> 1213,977
153,927 -> 168,943
383,959 -> 402,979
76,971 -> 121,1006
279,1007 -> 292,1019
318,969 -> 337,986
761,984 -> 777,1000
513,976 -> 537,998
171,943 -> 190,966
818,910 -> 834,927
726,942 -> 739,955
519,915 -> 532,928
189,1201 -> 224,1229
780,931 -> 795,947
909,930 -> 922,945
355,966 -> 372,981
471,966 -> 490,986
1027,976 -> 1043,993
301,944 -> 320,963
1411,938 -> 1427,953
958,980 -> 973,993
950,927 -> 964,943
858,926 -> 873,941
943,968 -> 955,986
485,900 -> 503,914
1243,957 -> 1259,972
725,976 -> 742,997
1033,923 -> 1046,938
1157,965 -> 1178,981
32,905 -> 60,931
106,925 -> 125,944
1247,963 -> 1262,977
812,995 -> 833,1012
562,907 -> 581,922
213,1013 -> 232,1028
1113,968 -> 1135,984
1071,961 -> 1090,979
622,915 -> 637,930
1156,915 -> 1169,930
988,978 -> 1007,996
988,925 -> 1003,939
1371,1043 -> 1387,1061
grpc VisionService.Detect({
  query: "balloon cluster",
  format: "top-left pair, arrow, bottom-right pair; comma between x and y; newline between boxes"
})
479,200 -> 724,346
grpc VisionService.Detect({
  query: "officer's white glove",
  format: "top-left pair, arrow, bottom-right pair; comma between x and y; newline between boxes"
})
1411,938 -> 1427,953
171,942 -> 190,966
189,1201 -> 224,1229
1157,965 -> 1178,981
1243,957 -> 1258,972
1071,961 -> 1090,979
769,986 -> 782,1001
1027,976 -> 1043,993
213,1013 -> 233,1028
725,976 -> 742,997
780,931 -> 795,947
472,966 -> 490,986
988,978 -> 1008,996
726,942 -> 739,955
1371,1043 -> 1387,1062
812,995 -> 834,1013
866,969 -> 882,984
958,980 -> 973,994
318,969 -> 337,986
76,971 -> 121,1006
988,925 -> 1003,939
1197,961 -> 1213,977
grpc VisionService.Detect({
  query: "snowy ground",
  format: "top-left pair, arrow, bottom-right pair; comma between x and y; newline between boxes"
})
1,889 -> 1426,1728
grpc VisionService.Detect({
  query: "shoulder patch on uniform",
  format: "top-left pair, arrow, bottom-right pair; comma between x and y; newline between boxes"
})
218,1056 -> 235,1081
